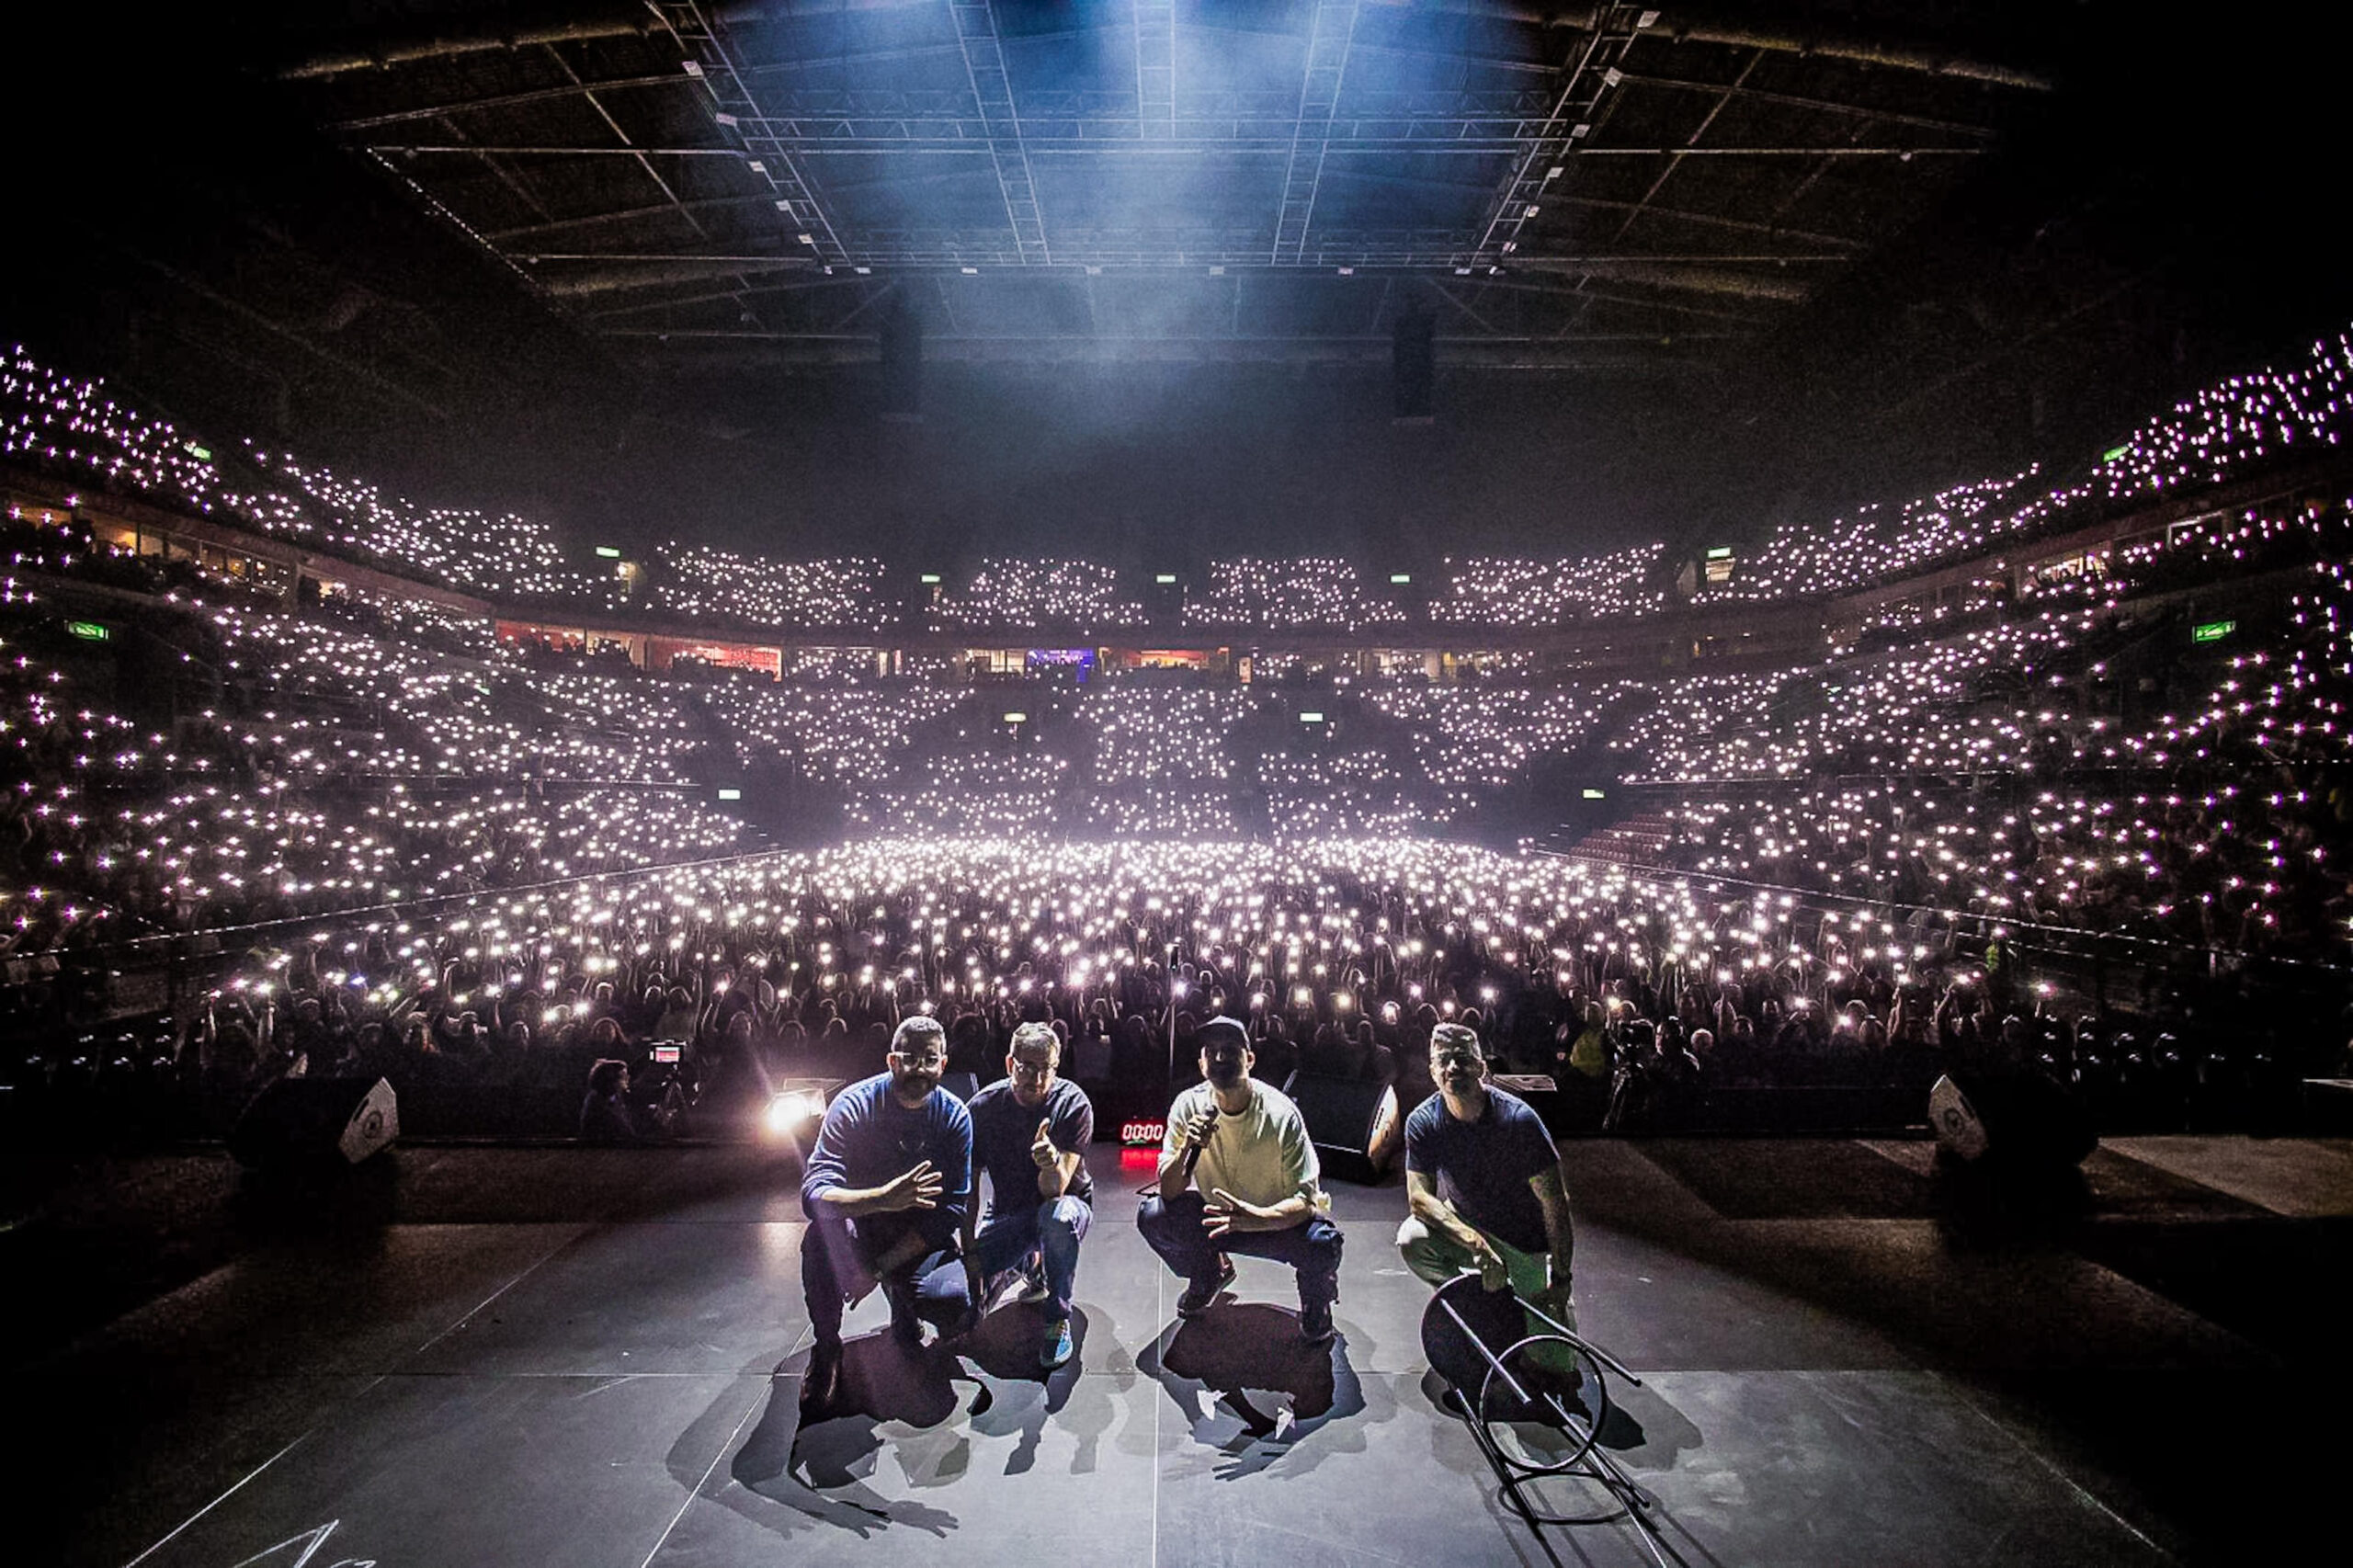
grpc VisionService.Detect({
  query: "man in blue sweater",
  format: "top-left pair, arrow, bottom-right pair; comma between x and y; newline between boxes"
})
799,1016 -> 973,1414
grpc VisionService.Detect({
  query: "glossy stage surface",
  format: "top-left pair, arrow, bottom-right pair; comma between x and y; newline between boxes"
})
11,1133 -> 2346,1567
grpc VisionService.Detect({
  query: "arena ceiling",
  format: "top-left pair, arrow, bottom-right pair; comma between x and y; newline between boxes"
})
11,3 -> 2339,560
274,1 -> 2056,373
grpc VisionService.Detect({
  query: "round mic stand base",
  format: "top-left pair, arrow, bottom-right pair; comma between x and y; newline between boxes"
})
1419,1273 -> 1675,1568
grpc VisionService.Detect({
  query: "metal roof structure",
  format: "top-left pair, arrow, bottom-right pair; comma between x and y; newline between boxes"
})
279,1 -> 2054,372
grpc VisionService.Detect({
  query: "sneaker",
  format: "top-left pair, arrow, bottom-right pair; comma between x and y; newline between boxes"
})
982,1264 -> 1043,1315
1299,1300 -> 1336,1345
1176,1255 -> 1236,1317
885,1286 -> 925,1348
1039,1317 -> 1074,1370
1015,1258 -> 1050,1307
801,1340 -> 843,1417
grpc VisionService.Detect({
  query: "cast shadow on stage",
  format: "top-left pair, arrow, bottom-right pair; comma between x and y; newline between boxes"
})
710,1306 -> 1118,1540
1415,1364 -> 1674,1465
1136,1302 -> 1374,1479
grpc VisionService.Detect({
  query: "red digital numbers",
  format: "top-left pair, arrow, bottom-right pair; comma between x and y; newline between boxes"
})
1120,1119 -> 1166,1146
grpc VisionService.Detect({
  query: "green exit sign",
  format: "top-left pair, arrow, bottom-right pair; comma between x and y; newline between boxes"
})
1706,546 -> 1733,561
2104,444 -> 2131,463
1299,711 -> 1324,723
2191,619 -> 2236,643
594,545 -> 622,559
1154,574 -> 1177,585
1582,788 -> 1608,800
1389,574 -> 1412,585
66,619 -> 110,642
920,574 -> 942,585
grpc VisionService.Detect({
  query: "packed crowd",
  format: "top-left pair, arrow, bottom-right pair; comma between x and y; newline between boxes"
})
11,329 -> 2352,634
650,543 -> 893,629
1075,687 -> 1250,835
1431,546 -> 1669,624
1375,682 -> 1643,819
246,449 -> 624,607
938,560 -> 1146,631
1633,556 -> 2353,956
1184,557 -> 1411,631
1700,328 -> 2353,604
848,744 -> 1071,835
705,676 -> 965,782
6,505 -> 2346,957
4,351 -> 247,520
22,831 -> 2331,1148
6,328 -> 2353,1148
0,582 -> 765,942
1256,747 -> 1418,838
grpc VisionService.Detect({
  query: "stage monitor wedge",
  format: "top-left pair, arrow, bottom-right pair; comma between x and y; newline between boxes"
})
232,1075 -> 399,1169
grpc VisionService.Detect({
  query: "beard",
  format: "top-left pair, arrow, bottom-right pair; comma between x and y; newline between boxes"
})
1205,1060 -> 1245,1089
892,1072 -> 938,1104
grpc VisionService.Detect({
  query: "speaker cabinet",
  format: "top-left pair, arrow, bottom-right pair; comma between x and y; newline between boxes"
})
1285,1071 -> 1392,1185
232,1076 -> 399,1168
1929,1072 -> 2094,1168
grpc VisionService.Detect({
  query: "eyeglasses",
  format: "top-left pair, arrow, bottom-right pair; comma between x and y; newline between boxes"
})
1009,1059 -> 1056,1081
894,1051 -> 947,1070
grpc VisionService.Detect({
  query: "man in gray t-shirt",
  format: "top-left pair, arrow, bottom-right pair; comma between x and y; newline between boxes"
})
1139,1017 -> 1345,1344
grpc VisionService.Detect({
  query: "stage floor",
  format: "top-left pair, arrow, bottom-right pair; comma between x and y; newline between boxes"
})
11,1134 -> 2347,1568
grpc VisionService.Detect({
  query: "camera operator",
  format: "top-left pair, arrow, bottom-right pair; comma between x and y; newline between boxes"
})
577,1056 -> 684,1143
1601,1017 -> 1660,1132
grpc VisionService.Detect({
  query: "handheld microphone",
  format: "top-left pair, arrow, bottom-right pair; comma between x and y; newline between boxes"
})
1176,1104 -> 1220,1180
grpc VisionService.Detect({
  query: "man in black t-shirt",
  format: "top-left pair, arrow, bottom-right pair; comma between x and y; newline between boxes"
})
961,1022 -> 1096,1369
1397,1024 -> 1576,1332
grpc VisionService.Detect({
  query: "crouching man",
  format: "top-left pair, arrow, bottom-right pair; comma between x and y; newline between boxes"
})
1139,1017 -> 1344,1344
1397,1023 -> 1576,1332
962,1022 -> 1095,1369
798,1016 -> 972,1413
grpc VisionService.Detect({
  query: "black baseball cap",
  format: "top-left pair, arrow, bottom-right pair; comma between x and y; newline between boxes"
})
1197,1017 -> 1249,1051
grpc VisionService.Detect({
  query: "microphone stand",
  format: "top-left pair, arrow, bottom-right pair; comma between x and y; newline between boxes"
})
1421,1275 -> 1677,1568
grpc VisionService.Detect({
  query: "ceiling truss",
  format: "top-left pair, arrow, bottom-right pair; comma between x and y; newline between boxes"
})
303,0 -> 2044,369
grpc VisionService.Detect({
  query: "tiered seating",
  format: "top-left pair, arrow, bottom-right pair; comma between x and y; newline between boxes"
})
1562,814 -> 1677,868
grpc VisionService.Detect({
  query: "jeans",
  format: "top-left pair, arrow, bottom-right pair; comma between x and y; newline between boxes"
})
972,1195 -> 1092,1319
1138,1190 -> 1343,1308
802,1208 -> 970,1349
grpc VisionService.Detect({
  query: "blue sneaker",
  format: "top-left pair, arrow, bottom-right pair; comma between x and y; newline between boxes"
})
1040,1317 -> 1074,1370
